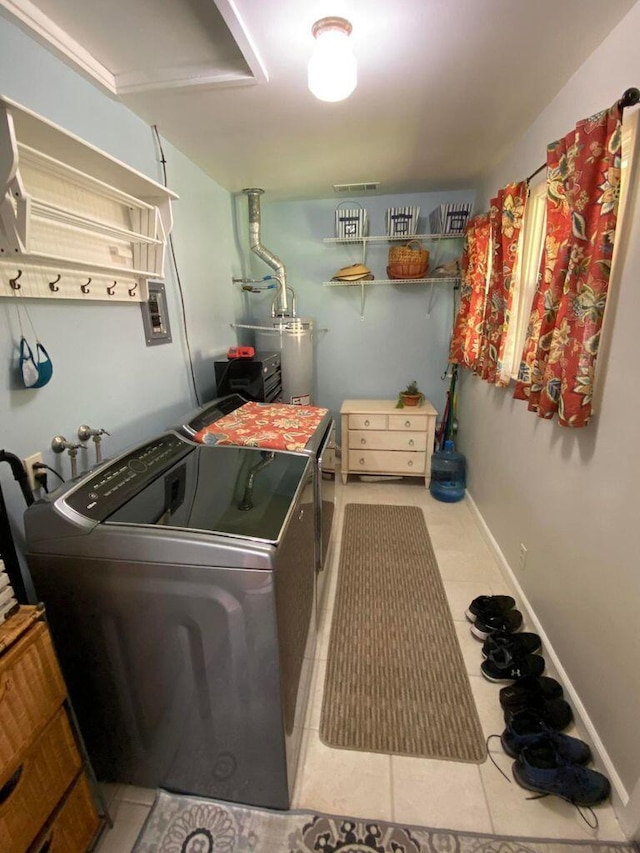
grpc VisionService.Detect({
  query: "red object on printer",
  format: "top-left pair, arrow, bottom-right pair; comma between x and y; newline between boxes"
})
226,346 -> 255,359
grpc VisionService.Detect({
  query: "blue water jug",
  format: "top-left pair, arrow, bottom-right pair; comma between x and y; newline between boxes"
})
429,440 -> 466,503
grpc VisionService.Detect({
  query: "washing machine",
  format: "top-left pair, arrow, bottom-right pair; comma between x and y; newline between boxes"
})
24,432 -> 316,809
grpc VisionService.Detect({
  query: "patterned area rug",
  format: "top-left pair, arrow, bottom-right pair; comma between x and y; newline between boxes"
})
134,791 -> 635,853
321,503 -> 485,761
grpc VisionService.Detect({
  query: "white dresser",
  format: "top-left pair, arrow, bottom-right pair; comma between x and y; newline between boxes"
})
340,399 -> 438,487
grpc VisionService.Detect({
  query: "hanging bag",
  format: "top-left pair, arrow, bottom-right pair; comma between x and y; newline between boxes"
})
15,301 -> 54,389
18,338 -> 53,388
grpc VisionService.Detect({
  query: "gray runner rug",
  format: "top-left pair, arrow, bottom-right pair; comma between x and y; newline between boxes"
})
320,503 -> 485,761
133,790 -> 634,853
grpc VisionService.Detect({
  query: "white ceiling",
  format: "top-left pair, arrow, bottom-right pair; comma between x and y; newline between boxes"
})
1,0 -> 637,199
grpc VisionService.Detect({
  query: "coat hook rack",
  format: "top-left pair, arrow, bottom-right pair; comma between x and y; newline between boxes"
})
49,274 -> 61,292
9,269 -> 22,290
81,277 -> 92,294
128,282 -> 138,297
107,281 -> 117,296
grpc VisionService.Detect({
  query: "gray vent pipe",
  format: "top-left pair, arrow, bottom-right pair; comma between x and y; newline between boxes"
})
243,188 -> 288,315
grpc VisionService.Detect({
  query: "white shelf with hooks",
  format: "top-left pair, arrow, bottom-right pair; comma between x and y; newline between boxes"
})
0,95 -> 177,303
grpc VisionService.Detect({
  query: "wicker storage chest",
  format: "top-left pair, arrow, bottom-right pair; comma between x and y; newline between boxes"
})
0,607 -> 99,853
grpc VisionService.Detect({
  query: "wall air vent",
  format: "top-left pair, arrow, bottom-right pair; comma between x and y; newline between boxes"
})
333,181 -> 380,193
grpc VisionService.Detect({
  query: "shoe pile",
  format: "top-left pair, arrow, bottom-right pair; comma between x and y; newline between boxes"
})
465,594 -> 611,808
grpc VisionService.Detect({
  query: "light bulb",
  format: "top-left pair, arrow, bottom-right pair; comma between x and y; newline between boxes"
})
308,18 -> 357,103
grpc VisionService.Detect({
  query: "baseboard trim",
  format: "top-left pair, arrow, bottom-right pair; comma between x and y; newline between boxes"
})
465,490 -> 630,817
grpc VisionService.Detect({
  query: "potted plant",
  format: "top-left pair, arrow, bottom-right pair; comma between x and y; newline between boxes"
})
396,380 -> 424,408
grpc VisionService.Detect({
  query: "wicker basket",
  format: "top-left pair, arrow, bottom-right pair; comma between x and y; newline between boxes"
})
387,241 -> 429,278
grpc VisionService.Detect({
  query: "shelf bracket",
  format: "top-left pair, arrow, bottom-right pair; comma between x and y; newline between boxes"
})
426,282 -> 436,319
360,281 -> 367,321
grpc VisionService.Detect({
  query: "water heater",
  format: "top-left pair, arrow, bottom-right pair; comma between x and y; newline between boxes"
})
256,318 -> 314,405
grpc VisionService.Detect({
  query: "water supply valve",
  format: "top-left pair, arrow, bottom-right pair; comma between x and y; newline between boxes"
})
77,425 -> 110,465
51,435 -> 86,480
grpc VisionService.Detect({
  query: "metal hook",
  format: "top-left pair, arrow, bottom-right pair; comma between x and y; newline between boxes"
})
81,278 -> 91,294
9,270 -> 22,290
128,282 -> 138,297
107,281 -> 117,296
49,274 -> 61,293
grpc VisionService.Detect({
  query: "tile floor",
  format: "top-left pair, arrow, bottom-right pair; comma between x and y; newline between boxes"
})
95,475 -> 626,850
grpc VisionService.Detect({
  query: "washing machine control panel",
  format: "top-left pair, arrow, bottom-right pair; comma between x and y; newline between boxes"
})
64,434 -> 193,521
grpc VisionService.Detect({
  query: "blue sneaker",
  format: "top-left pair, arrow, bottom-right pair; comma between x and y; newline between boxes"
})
513,744 -> 610,806
502,714 -> 591,764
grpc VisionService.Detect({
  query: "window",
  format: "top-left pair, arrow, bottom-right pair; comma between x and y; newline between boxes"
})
507,176 -> 546,380
506,109 -> 638,382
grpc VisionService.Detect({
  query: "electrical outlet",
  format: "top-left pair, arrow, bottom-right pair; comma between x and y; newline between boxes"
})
23,452 -> 44,491
519,543 -> 528,569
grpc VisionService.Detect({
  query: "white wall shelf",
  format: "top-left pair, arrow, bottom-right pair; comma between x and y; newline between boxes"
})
323,276 -> 460,320
323,277 -> 459,286
0,95 -> 178,303
323,233 -> 464,244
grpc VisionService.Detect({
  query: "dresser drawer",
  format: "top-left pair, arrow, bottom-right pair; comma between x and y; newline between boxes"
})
348,414 -> 387,430
0,708 -> 82,853
32,773 -> 99,853
0,623 -> 67,777
387,413 -> 427,432
350,449 -> 426,475
349,430 -> 427,452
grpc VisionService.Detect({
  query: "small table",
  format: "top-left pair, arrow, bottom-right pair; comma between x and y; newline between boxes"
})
340,398 -> 438,487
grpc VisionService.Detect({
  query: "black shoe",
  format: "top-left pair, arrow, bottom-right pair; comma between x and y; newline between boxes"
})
499,675 -> 563,713
482,631 -> 541,659
481,648 -> 545,682
471,609 -> 523,640
465,594 -> 515,623
504,698 -> 573,730
513,744 -> 610,806
501,717 -> 591,764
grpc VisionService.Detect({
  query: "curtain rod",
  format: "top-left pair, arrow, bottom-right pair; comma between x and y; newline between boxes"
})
526,86 -> 640,184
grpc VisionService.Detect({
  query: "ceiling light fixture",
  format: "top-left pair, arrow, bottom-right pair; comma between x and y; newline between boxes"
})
308,17 -> 356,103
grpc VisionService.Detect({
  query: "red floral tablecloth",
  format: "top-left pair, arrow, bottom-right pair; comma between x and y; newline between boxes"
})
194,402 -> 329,452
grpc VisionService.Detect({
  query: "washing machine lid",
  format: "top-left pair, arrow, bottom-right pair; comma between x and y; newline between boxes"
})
59,434 -> 311,545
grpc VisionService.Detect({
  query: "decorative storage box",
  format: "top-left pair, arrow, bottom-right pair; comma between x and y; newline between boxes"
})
429,203 -> 473,235
335,202 -> 368,239
386,207 -> 420,237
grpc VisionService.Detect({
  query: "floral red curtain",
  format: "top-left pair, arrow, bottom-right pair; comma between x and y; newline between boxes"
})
475,182 -> 527,386
449,214 -> 490,369
513,102 -> 622,426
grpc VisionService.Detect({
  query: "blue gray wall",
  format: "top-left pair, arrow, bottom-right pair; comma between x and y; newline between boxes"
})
0,15 -> 242,580
235,190 -> 474,428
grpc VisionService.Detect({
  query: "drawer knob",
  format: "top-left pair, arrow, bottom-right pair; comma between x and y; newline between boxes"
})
408,460 -> 414,467
359,458 -> 365,464
405,420 -> 411,428
409,439 -> 415,447
364,419 -> 370,427
361,438 -> 366,445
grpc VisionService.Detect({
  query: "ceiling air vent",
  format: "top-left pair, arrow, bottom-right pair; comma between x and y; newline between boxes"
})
333,181 -> 380,193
